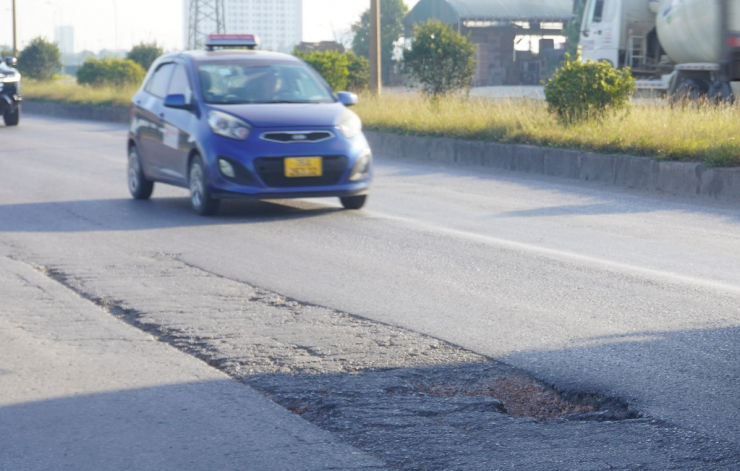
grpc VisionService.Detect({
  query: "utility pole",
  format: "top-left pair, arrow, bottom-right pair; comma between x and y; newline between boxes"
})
370,0 -> 382,95
12,0 -> 17,57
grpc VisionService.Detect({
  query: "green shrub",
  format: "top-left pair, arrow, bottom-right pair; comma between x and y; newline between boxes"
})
76,57 -> 145,88
126,41 -> 164,72
544,54 -> 635,125
294,50 -> 349,91
346,51 -> 369,92
402,19 -> 477,97
17,37 -> 61,80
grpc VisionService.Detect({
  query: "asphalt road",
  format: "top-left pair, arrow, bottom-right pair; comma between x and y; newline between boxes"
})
2,116 -> 739,468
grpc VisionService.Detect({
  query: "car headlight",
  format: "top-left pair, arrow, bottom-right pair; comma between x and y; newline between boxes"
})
337,109 -> 362,139
208,110 -> 251,140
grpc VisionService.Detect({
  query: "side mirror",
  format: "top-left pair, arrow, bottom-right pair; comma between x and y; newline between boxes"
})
5,57 -> 17,67
337,91 -> 358,107
164,93 -> 192,110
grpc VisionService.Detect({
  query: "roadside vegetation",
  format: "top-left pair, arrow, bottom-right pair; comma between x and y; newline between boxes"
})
402,19 -> 476,97
354,94 -> 740,167
23,79 -> 136,108
22,78 -> 740,167
14,32 -> 740,167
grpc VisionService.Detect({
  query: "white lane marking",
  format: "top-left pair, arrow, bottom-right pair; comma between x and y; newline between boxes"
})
365,210 -> 740,296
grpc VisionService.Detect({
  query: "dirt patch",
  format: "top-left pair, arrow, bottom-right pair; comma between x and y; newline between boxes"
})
413,374 -> 595,421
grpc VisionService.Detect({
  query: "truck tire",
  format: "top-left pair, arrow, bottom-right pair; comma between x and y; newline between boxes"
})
708,81 -> 734,104
670,78 -> 709,105
3,106 -> 19,126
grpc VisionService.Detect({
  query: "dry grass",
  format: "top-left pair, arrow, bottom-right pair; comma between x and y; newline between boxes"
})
354,94 -> 740,167
23,81 -> 740,166
23,79 -> 137,108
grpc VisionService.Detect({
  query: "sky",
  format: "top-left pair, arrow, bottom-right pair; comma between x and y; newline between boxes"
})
0,0 -> 420,53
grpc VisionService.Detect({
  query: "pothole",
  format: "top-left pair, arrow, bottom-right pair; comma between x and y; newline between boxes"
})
410,374 -> 595,421
32,260 -> 655,471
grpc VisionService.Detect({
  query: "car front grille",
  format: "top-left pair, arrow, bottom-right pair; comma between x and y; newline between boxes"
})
254,155 -> 347,188
260,131 -> 335,143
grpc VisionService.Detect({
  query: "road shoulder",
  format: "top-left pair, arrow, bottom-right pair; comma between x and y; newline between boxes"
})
0,253 -> 387,471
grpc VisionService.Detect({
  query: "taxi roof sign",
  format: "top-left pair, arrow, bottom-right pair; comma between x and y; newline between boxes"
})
205,34 -> 260,50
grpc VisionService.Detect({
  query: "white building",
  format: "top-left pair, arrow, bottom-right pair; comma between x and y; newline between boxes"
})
55,26 -> 74,55
183,0 -> 302,53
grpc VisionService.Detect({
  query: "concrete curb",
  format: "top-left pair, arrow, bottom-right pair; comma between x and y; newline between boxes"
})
23,100 -> 130,124
365,131 -> 740,202
22,101 -> 740,201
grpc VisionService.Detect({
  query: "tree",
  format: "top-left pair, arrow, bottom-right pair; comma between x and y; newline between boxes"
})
17,37 -> 61,80
562,3 -> 586,58
402,20 -> 476,97
351,0 -> 408,83
126,41 -> 164,72
77,57 -> 146,88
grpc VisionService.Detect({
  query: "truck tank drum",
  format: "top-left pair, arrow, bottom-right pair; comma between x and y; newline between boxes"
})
656,0 -> 740,64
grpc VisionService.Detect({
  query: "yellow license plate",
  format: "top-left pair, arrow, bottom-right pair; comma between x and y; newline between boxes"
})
284,157 -> 323,178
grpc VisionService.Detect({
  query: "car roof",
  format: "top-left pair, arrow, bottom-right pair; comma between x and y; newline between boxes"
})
180,49 -> 301,64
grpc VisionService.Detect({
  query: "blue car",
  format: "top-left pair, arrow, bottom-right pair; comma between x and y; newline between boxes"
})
127,35 -> 372,215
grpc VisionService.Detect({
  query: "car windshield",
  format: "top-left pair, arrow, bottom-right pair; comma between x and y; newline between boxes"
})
197,62 -> 335,105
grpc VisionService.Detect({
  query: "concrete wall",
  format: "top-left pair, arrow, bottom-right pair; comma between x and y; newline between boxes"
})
22,101 -> 130,124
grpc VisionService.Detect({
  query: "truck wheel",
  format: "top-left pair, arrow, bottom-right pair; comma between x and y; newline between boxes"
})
189,155 -> 220,216
3,107 -> 20,126
671,78 -> 708,105
708,81 -> 734,104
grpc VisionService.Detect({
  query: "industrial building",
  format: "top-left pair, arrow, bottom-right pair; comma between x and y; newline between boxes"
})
404,0 -> 576,86
183,0 -> 302,53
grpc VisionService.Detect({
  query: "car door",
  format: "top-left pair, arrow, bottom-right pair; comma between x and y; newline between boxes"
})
579,0 -> 620,67
158,62 -> 197,183
134,62 -> 175,180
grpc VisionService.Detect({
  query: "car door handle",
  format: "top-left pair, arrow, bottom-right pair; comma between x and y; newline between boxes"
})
159,113 -> 165,119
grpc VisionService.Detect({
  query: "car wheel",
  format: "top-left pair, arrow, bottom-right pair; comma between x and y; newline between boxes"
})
128,145 -> 154,200
3,106 -> 20,126
340,195 -> 367,210
189,155 -> 220,216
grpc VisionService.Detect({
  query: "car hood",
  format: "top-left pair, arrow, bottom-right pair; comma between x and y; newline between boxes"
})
209,102 -> 347,128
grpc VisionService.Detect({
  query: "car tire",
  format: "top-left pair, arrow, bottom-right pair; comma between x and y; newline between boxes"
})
189,155 -> 220,216
128,145 -> 154,200
3,106 -> 20,126
340,195 -> 367,210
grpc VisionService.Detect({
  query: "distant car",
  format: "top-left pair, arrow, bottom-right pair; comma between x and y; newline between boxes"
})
127,34 -> 372,215
0,55 -> 21,126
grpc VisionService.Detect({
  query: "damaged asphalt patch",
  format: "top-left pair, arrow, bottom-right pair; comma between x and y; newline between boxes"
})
19,252 -> 739,470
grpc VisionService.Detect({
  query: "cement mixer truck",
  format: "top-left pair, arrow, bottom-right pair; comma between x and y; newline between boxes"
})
579,0 -> 740,100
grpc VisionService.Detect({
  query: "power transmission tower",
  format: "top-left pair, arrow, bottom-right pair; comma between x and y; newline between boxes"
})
187,0 -> 227,50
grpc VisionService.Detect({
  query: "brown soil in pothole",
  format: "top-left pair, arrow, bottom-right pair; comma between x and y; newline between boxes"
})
414,374 -> 595,421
